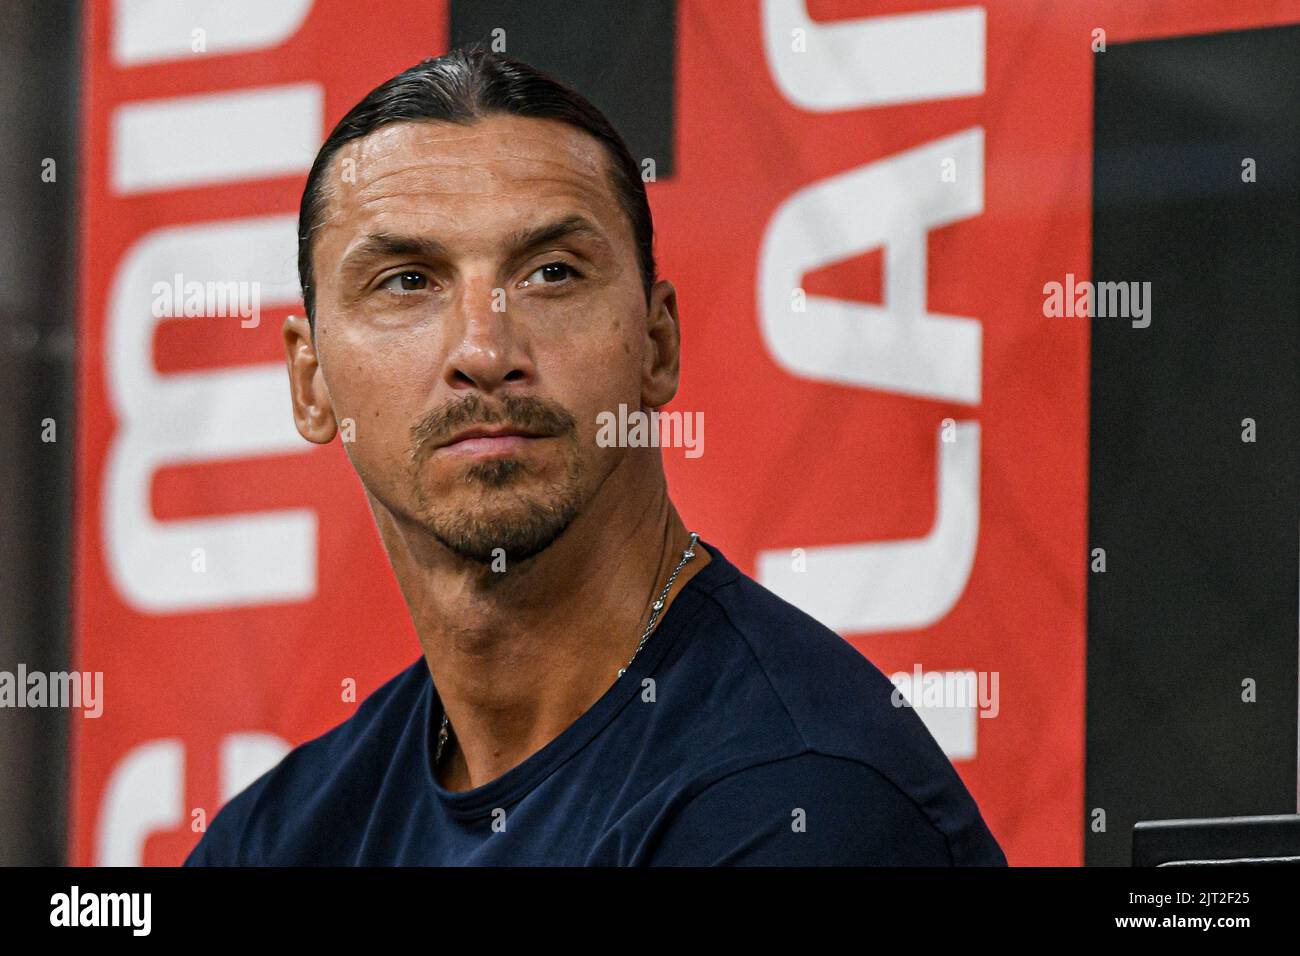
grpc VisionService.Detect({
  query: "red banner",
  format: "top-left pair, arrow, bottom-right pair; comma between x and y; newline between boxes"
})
73,0 -> 1300,866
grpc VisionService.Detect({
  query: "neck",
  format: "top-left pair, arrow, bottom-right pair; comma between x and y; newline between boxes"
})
371,447 -> 711,791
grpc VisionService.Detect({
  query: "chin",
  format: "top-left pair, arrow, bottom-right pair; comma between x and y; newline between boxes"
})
419,473 -> 584,566
408,444 -> 589,566
427,500 -> 580,566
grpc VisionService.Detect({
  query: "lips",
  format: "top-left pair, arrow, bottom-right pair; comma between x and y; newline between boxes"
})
441,425 -> 544,446
435,426 -> 548,458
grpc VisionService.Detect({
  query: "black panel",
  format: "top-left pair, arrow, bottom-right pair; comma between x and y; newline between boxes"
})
1133,814 -> 1300,866
449,0 -> 676,178
1088,25 -> 1300,866
0,0 -> 80,865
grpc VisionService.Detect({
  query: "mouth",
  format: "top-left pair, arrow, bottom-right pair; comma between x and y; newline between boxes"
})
435,426 -> 549,459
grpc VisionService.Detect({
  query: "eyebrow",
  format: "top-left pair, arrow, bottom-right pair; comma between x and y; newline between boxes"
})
338,215 -> 613,280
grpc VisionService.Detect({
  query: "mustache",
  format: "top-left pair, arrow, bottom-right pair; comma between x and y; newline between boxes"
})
409,392 -> 576,465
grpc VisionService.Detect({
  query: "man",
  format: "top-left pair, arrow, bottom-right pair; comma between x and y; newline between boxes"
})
185,46 -> 1006,866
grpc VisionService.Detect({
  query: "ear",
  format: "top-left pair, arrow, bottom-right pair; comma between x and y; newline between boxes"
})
641,279 -> 681,409
284,313 -> 338,443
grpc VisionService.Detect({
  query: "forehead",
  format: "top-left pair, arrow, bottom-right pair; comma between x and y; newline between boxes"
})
317,114 -> 625,247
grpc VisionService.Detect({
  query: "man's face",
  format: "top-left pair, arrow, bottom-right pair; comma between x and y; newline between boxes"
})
299,114 -> 668,565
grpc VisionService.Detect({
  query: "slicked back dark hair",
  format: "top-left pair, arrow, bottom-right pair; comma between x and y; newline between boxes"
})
297,45 -> 657,325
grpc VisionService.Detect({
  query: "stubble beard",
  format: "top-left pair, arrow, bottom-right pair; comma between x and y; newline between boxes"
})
413,447 -> 587,566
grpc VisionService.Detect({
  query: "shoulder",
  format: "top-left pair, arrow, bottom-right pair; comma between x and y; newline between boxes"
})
684,559 -> 943,764
644,751 -> 941,865
183,658 -> 430,866
669,551 -> 1004,865
645,750 -> 1005,866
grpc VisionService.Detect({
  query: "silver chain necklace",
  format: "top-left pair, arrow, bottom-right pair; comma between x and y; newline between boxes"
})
434,531 -> 700,771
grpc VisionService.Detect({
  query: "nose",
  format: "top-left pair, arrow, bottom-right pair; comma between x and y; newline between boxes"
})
442,276 -> 534,394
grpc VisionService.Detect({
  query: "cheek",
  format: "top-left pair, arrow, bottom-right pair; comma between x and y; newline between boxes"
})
552,348 -> 644,447
320,337 -> 430,457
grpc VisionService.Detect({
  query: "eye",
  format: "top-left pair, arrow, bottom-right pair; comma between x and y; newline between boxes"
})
520,261 -> 579,287
378,271 -> 430,293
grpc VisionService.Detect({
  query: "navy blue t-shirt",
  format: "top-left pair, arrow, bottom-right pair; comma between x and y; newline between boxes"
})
185,538 -> 1006,866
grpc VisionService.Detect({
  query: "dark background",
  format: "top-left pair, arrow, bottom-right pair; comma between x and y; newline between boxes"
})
1088,24 -> 1300,866
0,0 -> 81,867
